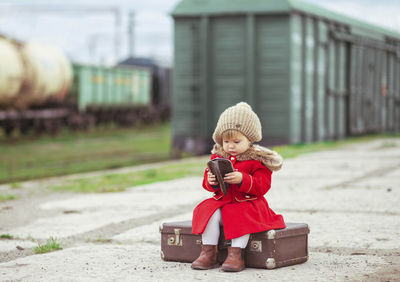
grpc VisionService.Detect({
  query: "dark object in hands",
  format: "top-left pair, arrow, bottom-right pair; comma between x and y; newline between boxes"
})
207,158 -> 234,195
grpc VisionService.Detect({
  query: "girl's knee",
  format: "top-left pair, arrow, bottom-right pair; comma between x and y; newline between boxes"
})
209,208 -> 222,224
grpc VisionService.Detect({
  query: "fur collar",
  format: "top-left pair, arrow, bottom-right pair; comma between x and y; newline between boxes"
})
211,144 -> 283,171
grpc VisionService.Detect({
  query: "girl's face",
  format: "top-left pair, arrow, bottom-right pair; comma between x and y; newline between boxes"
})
222,131 -> 251,156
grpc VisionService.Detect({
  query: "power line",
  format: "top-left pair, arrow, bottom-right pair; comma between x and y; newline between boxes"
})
0,5 -> 122,63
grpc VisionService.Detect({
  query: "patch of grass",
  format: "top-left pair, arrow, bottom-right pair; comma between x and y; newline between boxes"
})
272,134 -> 400,159
273,141 -> 338,159
374,141 -> 397,149
50,134 -> 400,193
93,238 -> 112,243
10,182 -> 22,189
2,122 -> 397,185
0,234 -> 13,239
0,122 -> 172,184
51,160 -> 206,193
34,237 -> 62,254
0,194 -> 16,202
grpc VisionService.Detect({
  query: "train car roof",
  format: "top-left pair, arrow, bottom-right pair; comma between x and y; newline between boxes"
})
171,0 -> 400,40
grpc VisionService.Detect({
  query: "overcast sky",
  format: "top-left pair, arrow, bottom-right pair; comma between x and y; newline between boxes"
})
0,0 -> 399,66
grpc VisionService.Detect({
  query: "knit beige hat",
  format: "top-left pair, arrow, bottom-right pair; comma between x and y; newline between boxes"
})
212,102 -> 262,145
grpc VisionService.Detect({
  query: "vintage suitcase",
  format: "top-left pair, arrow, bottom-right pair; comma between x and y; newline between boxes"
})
160,220 -> 202,263
219,222 -> 310,269
160,220 -> 310,269
160,221 -> 228,263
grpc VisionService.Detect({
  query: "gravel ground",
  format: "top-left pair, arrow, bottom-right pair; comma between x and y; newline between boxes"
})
0,138 -> 399,281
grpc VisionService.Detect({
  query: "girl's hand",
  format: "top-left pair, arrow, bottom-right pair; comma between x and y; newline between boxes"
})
207,172 -> 218,186
224,170 -> 243,184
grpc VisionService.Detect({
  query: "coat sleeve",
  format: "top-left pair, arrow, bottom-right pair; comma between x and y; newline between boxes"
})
202,154 -> 221,192
237,161 -> 272,196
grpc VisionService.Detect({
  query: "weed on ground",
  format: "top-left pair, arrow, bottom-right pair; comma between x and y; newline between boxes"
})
0,194 -> 16,202
34,237 -> 62,254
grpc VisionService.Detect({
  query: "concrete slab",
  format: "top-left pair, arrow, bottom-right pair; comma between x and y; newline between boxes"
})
284,211 -> 400,250
268,184 -> 400,214
0,242 -> 388,282
0,240 -> 36,253
384,167 -> 400,177
6,178 -> 205,240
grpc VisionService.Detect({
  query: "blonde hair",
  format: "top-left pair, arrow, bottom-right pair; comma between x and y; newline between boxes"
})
221,129 -> 249,142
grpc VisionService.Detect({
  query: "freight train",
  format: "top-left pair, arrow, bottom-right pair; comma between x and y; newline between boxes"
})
0,36 -> 170,136
171,0 -> 400,155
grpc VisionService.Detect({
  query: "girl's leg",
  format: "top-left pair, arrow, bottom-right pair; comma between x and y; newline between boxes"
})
221,233 -> 249,272
201,208 -> 222,245
192,209 -> 221,270
231,233 -> 250,248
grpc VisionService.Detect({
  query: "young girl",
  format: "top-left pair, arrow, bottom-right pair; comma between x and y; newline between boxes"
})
191,102 -> 286,272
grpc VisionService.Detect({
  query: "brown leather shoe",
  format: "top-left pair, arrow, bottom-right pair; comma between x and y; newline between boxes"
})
191,244 -> 219,270
221,246 -> 245,272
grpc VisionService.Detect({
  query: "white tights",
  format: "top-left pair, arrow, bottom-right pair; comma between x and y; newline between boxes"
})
201,208 -> 250,248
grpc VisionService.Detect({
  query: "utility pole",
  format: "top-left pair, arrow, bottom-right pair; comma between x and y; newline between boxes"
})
128,11 -> 135,58
114,9 -> 121,63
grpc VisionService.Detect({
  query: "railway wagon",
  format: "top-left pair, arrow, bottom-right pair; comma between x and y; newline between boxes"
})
0,35 -> 170,135
171,0 -> 400,155
0,36 -> 73,135
67,64 -> 154,128
118,57 -> 172,122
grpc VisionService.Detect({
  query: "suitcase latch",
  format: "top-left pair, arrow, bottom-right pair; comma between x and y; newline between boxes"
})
167,228 -> 183,246
249,240 -> 262,252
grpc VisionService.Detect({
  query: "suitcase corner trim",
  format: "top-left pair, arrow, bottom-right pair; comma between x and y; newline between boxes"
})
160,250 -> 165,260
264,255 -> 309,269
266,258 -> 276,269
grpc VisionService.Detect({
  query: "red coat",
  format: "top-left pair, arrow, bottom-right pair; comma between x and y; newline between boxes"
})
192,153 -> 286,240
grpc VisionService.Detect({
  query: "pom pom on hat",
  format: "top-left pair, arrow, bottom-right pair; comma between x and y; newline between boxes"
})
236,102 -> 252,109
212,102 -> 262,145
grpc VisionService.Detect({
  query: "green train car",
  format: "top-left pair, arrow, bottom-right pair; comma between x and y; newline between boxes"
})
171,0 -> 400,154
67,64 -> 154,127
0,60 -> 170,136
70,64 -> 151,111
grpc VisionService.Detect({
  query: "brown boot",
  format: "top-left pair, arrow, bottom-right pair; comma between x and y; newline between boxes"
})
221,246 -> 245,272
191,244 -> 219,270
